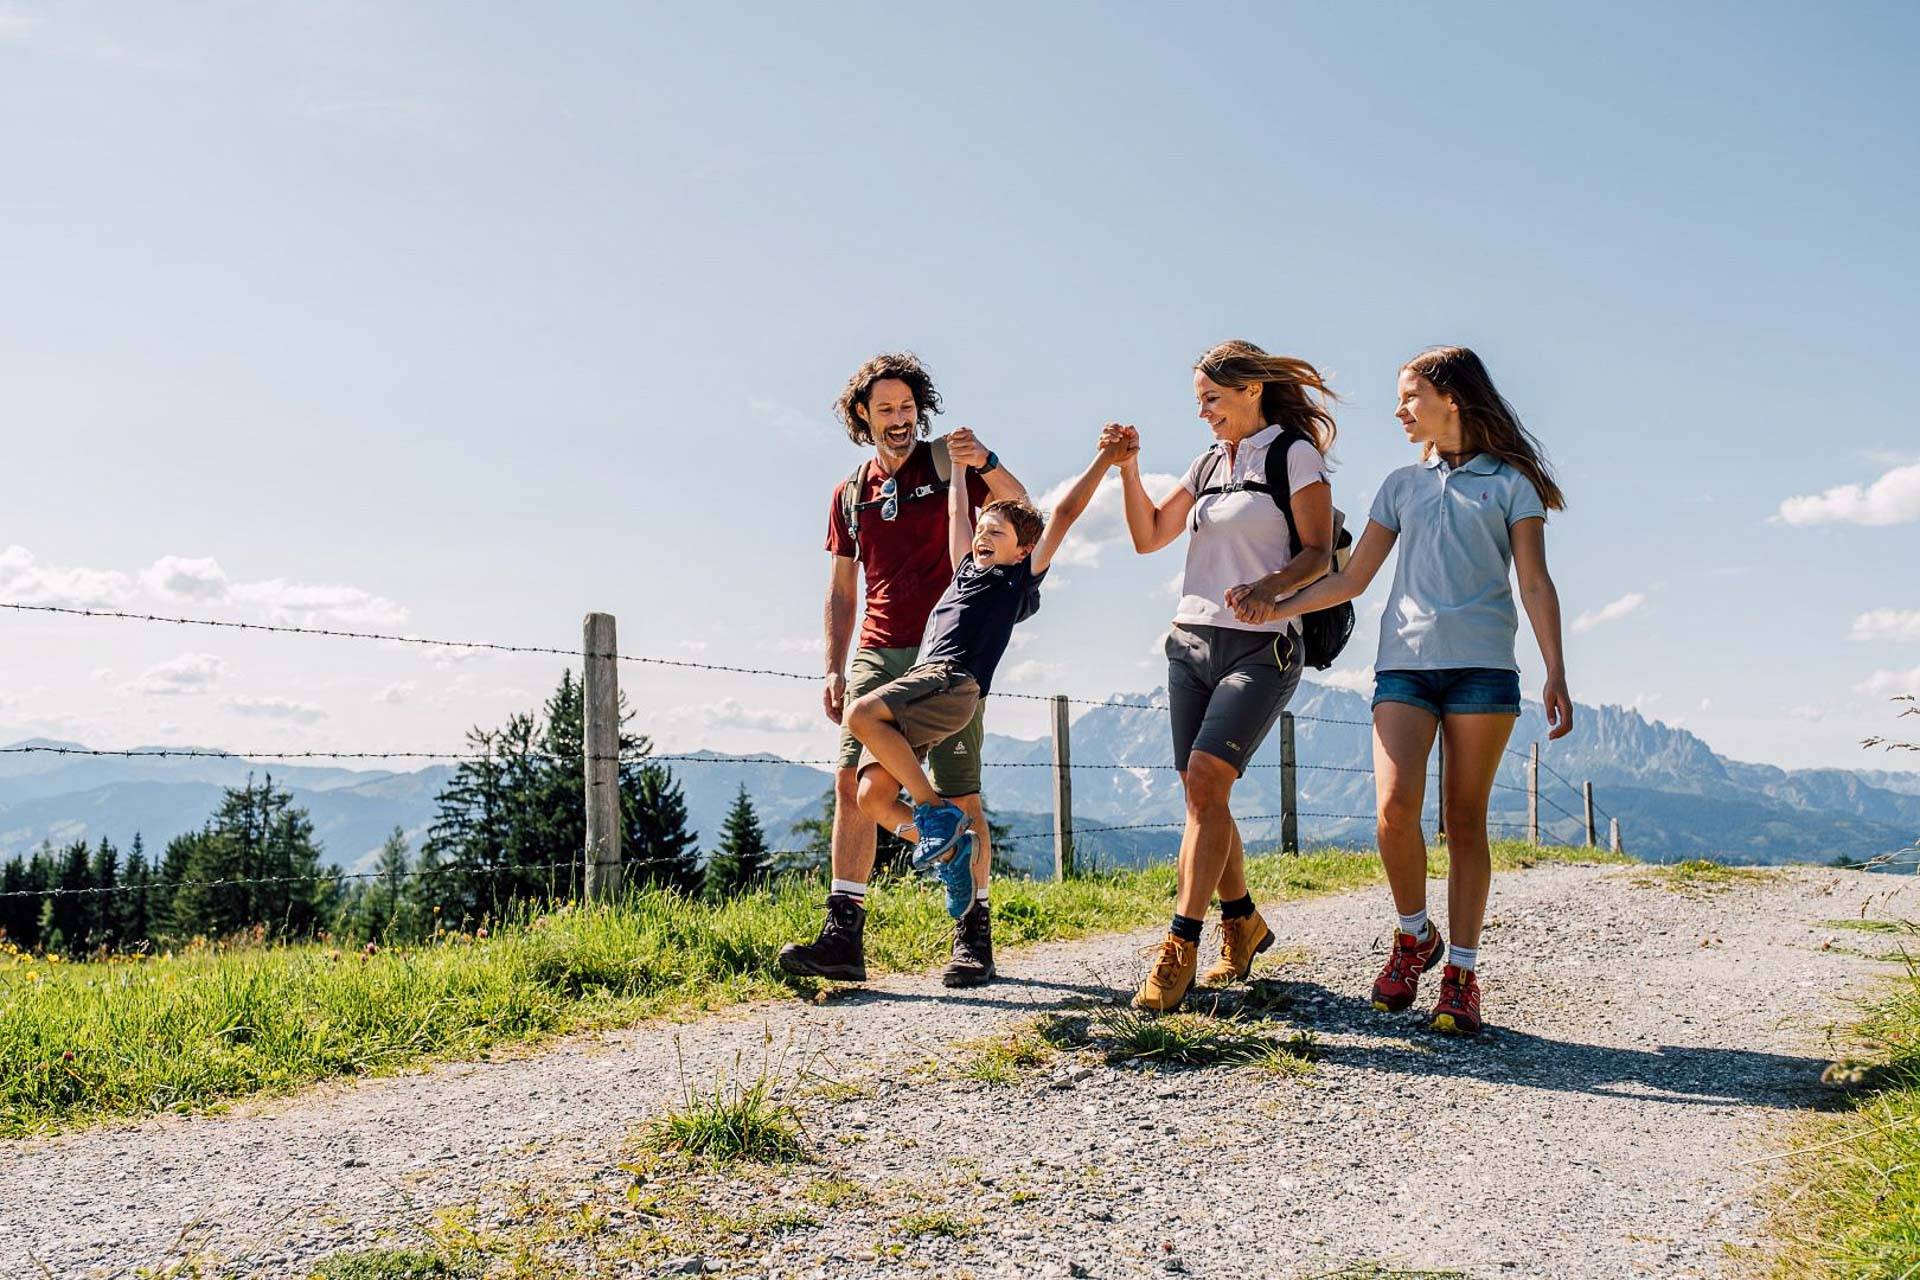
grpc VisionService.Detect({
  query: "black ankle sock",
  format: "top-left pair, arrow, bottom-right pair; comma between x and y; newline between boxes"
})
1219,894 -> 1255,920
1169,914 -> 1203,944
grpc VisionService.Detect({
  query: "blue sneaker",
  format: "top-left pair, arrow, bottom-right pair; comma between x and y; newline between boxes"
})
936,832 -> 975,919
911,800 -> 968,871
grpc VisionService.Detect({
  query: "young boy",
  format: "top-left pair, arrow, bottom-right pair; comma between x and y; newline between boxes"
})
843,435 -> 1127,918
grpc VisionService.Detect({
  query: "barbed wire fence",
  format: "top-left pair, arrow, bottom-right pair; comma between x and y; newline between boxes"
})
0,601 -> 1621,908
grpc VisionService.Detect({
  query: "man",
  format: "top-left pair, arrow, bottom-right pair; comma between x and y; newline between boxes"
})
777,352 -> 1026,988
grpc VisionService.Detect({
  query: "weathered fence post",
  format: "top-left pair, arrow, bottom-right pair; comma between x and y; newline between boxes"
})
1584,781 -> 1597,848
1050,694 -> 1074,880
1527,742 -> 1540,847
1279,712 -> 1299,855
1434,733 -> 1447,841
583,612 -> 623,901
1610,817 -> 1623,855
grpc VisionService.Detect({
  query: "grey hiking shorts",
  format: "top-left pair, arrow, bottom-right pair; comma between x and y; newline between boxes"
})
1166,623 -> 1303,775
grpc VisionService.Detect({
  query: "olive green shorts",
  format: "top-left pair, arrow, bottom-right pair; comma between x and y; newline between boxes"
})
837,646 -> 985,797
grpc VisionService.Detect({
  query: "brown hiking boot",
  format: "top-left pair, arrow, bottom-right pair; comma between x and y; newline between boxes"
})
1200,909 -> 1274,986
1131,935 -> 1198,1012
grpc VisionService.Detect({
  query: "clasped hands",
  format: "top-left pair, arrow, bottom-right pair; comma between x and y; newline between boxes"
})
1093,422 -> 1290,625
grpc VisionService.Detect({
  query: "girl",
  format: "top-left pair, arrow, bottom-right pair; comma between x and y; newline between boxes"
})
1105,340 -> 1338,1012
1244,346 -> 1570,1034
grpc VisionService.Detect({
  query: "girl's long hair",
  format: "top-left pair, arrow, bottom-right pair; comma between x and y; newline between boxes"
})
1195,340 -> 1338,454
1403,346 -> 1565,511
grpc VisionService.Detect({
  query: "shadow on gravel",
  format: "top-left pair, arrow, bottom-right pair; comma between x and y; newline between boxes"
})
824,973 -> 1122,1011
1260,979 -> 1835,1110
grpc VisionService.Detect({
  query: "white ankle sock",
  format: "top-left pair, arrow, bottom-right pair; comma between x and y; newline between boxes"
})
1447,944 -> 1478,972
1397,908 -> 1430,939
975,890 -> 989,905
830,879 -> 868,903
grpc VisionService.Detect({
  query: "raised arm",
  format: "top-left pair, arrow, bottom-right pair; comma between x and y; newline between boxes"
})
1511,517 -> 1572,739
822,552 -> 859,724
1102,424 -> 1194,554
947,427 -> 1028,502
1031,441 -> 1125,575
949,459 -> 975,572
1243,518 -> 1398,624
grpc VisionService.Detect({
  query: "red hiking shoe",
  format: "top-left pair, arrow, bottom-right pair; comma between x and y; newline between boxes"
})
1371,925 -> 1445,1012
1430,964 -> 1483,1035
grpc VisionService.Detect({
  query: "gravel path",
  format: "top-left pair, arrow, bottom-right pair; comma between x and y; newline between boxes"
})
5,862 -> 1913,1280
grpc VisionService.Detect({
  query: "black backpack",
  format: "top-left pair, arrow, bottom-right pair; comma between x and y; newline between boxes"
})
1191,429 -> 1356,670
839,436 -> 953,557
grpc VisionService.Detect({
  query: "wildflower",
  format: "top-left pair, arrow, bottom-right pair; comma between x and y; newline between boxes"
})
476,927 -> 489,940
363,942 -> 378,957
61,1050 -> 73,1062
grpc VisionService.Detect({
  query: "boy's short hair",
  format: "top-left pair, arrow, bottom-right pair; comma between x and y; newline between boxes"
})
981,498 -> 1045,548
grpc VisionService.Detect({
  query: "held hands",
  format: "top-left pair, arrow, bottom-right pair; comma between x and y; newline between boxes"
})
1542,674 -> 1574,740
823,671 -> 847,726
1096,422 -> 1140,468
946,427 -> 989,469
1225,573 -> 1291,625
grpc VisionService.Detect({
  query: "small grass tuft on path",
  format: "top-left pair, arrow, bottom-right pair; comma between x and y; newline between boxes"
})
1,839 -> 1612,1135
307,1248 -> 477,1280
1631,858 -> 1771,896
641,1063 -> 806,1166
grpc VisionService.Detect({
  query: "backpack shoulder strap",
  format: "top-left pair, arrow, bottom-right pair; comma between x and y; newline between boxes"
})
1267,428 -> 1312,557
839,459 -> 869,553
927,435 -> 953,485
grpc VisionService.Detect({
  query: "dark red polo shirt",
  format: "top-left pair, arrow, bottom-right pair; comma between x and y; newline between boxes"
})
826,441 -> 992,650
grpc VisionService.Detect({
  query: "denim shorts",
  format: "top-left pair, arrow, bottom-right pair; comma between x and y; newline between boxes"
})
1372,667 -> 1521,718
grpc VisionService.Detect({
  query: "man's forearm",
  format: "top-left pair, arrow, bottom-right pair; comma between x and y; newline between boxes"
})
981,462 -> 1027,502
824,593 -> 856,673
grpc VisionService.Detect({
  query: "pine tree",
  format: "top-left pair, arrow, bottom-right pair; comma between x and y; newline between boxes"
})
705,785 -> 770,899
626,761 -> 702,895
89,838 -> 122,951
351,827 -> 418,942
0,855 -> 40,950
38,841 -> 93,955
122,834 -> 153,952
168,776 -> 335,941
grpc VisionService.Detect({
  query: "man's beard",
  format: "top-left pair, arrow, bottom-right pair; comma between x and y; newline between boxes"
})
875,422 -> 920,454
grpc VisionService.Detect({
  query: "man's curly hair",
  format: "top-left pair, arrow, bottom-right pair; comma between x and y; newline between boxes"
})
835,352 -> 942,446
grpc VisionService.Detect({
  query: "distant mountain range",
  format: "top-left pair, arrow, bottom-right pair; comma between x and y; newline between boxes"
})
1,680 -> 1915,872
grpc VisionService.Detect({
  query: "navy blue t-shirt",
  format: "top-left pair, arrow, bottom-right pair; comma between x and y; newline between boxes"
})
917,555 -> 1045,695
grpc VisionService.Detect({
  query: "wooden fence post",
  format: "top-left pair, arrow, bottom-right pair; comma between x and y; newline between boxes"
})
583,612 -> 623,902
1584,781 -> 1597,848
1434,733 -> 1447,841
1610,817 -> 1623,855
1279,712 -> 1299,855
1527,742 -> 1540,847
1050,694 -> 1074,880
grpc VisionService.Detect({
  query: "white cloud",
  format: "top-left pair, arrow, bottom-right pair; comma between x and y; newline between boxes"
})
1851,609 -> 1920,643
1036,471 -> 1181,568
1699,697 -> 1713,711
1162,570 -> 1184,598
227,695 -> 327,724
0,545 -> 132,608
418,644 -> 485,666
769,636 -> 826,656
1573,592 -> 1646,634
230,578 -> 408,628
374,682 -> 415,705
126,653 -> 225,697
0,6 -> 35,40
701,697 -> 809,733
1147,629 -> 1171,659
1314,665 -> 1374,694
679,640 -> 709,653
1777,463 -> 1920,527
1856,667 -> 1920,699
1787,705 -> 1824,723
1004,659 -> 1064,685
139,555 -> 230,602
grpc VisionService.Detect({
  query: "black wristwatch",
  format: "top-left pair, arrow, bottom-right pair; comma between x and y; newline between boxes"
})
978,450 -> 1000,475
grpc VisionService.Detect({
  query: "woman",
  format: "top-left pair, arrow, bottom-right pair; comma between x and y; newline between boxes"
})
1106,339 -> 1338,1012
1245,346 -> 1570,1034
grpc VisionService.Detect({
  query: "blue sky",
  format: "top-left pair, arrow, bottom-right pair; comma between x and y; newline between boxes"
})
0,1 -> 1914,774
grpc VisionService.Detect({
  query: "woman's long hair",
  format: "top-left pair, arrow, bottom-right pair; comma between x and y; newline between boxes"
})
1194,340 -> 1338,454
1404,346 -> 1566,511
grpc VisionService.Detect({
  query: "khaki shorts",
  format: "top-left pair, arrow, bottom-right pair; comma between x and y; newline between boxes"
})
838,646 -> 984,797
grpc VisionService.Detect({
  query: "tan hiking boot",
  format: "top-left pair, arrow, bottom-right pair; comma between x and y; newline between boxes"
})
1200,909 -> 1274,986
1131,935 -> 1198,1012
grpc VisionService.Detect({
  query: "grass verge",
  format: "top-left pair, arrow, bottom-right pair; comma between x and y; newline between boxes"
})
1767,940 -> 1920,1277
1,839 -> 1616,1136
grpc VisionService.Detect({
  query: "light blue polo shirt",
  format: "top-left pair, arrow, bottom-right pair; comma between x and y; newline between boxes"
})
1367,453 -> 1547,672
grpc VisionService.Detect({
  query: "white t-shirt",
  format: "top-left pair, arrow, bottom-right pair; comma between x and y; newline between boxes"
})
1173,424 -> 1329,635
